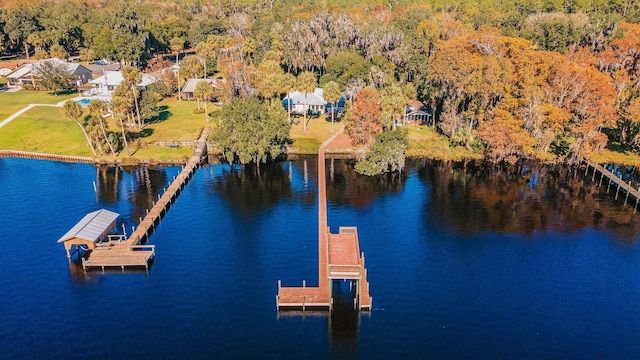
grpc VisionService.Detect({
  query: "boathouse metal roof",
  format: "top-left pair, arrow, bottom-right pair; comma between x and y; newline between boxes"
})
57,209 -> 119,243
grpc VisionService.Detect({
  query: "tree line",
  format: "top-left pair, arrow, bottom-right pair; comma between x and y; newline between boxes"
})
2,0 -> 640,172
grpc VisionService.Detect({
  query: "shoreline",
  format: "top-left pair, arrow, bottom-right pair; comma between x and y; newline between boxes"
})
0,147 -> 634,169
0,149 -> 189,166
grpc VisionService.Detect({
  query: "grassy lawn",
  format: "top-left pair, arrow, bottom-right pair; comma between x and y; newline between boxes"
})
289,114 -> 340,153
0,90 -> 76,121
406,125 -> 481,161
0,106 -> 92,156
0,96 -> 212,161
590,149 -> 640,167
140,97 -> 215,142
127,146 -> 193,163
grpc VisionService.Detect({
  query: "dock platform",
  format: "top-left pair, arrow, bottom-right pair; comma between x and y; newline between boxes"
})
277,130 -> 371,311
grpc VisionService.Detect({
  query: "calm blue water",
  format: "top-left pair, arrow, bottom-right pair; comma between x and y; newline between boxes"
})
1,158 -> 640,359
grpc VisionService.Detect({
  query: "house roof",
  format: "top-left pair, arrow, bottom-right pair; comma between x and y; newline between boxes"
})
181,77 -> 225,93
182,78 -> 214,93
85,62 -> 121,74
283,88 -> 326,106
5,66 -> 32,79
90,70 -> 158,88
5,58 -> 91,79
405,100 -> 431,115
57,209 -> 119,243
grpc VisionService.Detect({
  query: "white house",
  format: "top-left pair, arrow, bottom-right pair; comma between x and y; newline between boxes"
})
283,88 -> 327,114
87,70 -> 158,100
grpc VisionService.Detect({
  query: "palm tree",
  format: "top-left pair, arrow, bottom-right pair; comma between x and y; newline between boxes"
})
195,41 -> 214,79
296,71 -> 317,131
62,101 -> 96,156
121,65 -> 143,130
170,37 -> 185,101
88,99 -> 116,156
194,81 -> 216,123
323,81 -> 342,133
110,95 -> 131,156
279,73 -> 296,125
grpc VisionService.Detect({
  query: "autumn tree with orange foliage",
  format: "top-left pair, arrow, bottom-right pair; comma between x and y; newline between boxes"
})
346,88 -> 382,146
596,23 -> 640,149
428,26 -> 617,162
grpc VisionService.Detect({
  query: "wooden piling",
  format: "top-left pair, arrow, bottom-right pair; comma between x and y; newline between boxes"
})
625,181 -> 631,205
599,171 -> 604,187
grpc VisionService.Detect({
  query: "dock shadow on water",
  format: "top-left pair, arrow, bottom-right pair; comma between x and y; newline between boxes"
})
328,279 -> 361,358
416,159 -> 640,241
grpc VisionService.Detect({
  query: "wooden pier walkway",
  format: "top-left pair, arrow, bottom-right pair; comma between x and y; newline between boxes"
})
82,128 -> 210,271
585,160 -> 640,209
277,131 -> 372,311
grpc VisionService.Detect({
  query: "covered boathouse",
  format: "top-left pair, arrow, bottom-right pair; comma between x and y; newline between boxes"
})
57,209 -> 119,259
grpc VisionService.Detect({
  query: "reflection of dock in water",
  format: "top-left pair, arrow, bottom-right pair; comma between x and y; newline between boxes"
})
586,161 -> 640,211
60,128 -> 210,272
277,131 -> 372,311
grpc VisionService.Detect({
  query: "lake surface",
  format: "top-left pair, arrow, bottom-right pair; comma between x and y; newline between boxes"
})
1,157 -> 640,359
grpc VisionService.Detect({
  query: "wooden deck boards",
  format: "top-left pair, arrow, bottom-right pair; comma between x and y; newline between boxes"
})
329,233 -> 360,266
83,244 -> 153,269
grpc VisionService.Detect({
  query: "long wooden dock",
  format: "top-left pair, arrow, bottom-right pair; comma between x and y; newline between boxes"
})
82,128 -> 210,271
277,131 -> 372,311
585,161 -> 640,209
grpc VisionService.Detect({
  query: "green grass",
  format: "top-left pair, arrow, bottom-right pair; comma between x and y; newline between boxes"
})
289,138 -> 321,154
0,77 -> 6,87
140,97 -> 215,142
0,96 -> 211,161
590,149 -> 640,167
406,125 -> 481,160
0,90 -> 75,121
0,106 -> 92,156
289,114 -> 340,153
129,146 -> 193,162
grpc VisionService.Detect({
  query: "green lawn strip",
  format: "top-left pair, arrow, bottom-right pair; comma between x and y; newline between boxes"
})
406,125 -> 481,160
0,91 -> 75,121
591,149 -> 640,168
289,137 -> 321,154
0,106 -> 92,156
127,146 -> 193,163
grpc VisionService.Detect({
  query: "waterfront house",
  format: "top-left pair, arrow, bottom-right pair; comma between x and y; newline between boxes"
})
181,77 -> 225,100
5,58 -> 92,88
87,70 -> 158,100
404,100 -> 432,125
283,88 -> 327,115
